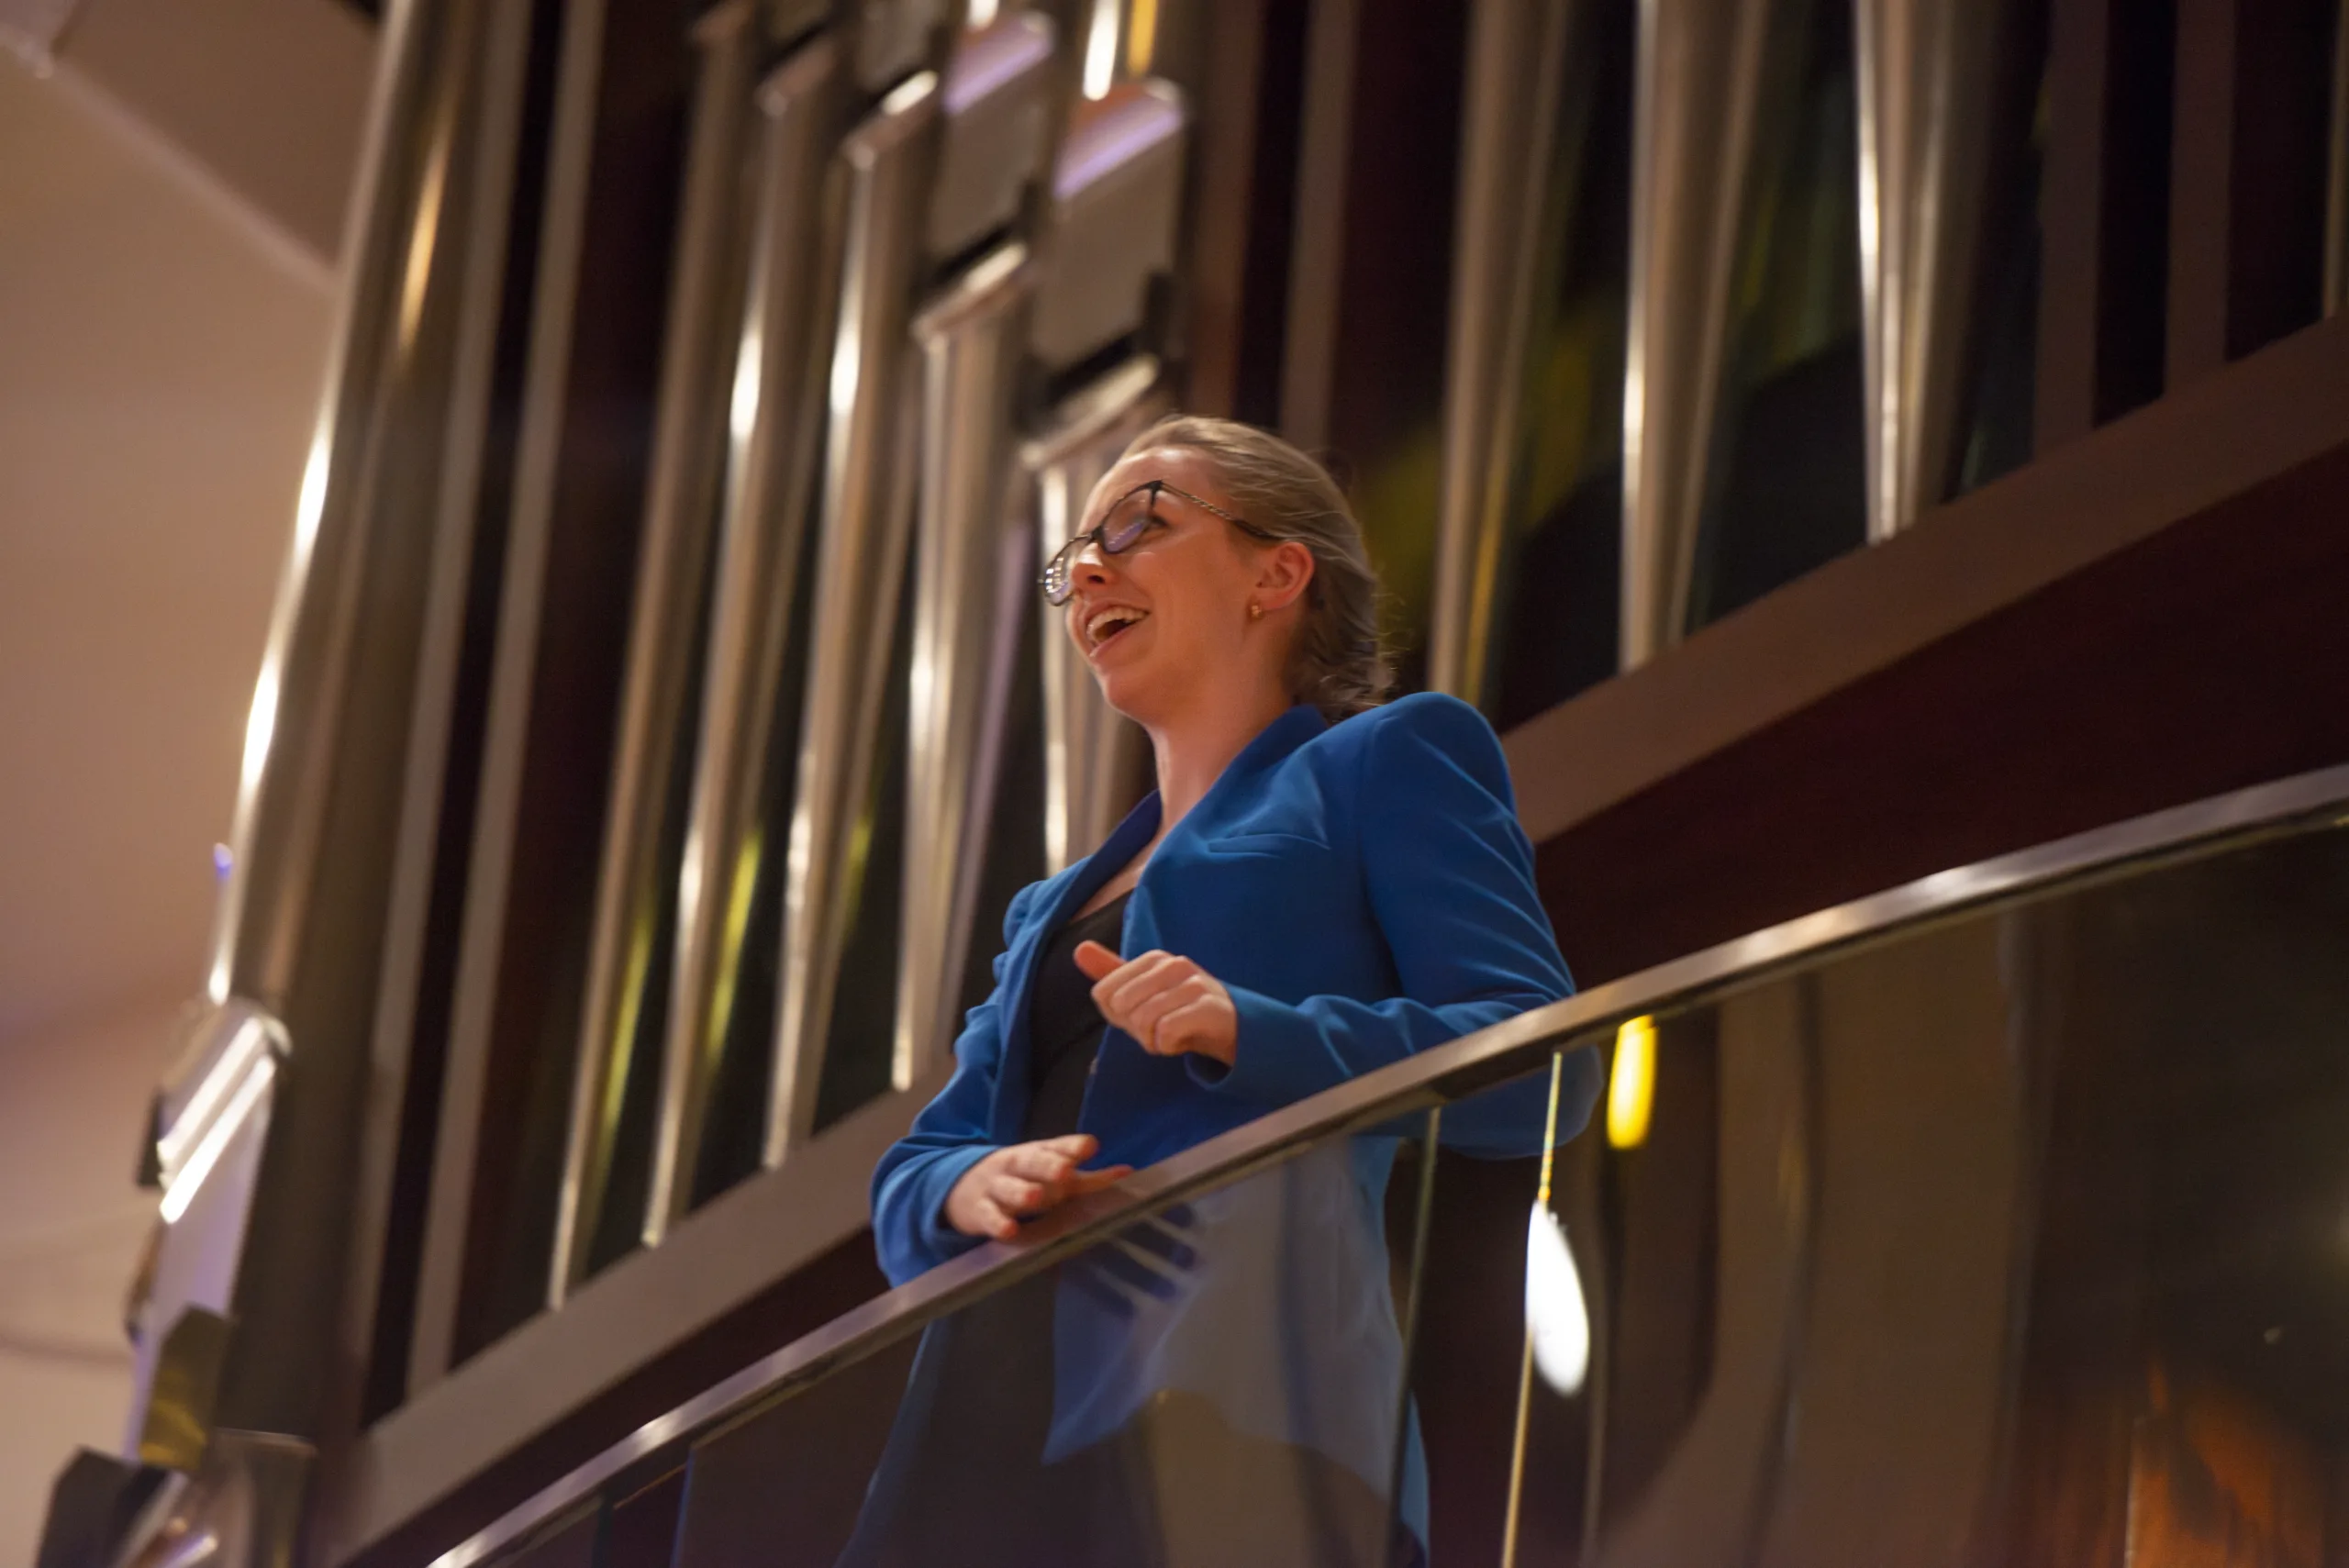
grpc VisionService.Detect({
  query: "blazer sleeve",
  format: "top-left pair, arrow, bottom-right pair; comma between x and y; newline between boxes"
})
1190,694 -> 1601,1158
869,882 -> 1034,1286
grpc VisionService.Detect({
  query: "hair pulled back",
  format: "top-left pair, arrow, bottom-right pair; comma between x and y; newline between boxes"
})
1120,415 -> 1391,720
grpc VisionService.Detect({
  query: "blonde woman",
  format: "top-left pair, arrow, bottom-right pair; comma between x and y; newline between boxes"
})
843,417 -> 1599,1567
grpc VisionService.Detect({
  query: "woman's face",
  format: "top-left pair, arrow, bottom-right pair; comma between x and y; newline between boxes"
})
1060,445 -> 1311,726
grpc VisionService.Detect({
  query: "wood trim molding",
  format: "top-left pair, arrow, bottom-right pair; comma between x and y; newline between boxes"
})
1502,309 -> 2349,847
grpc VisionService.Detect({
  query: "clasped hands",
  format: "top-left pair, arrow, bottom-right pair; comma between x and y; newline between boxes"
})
944,943 -> 1238,1242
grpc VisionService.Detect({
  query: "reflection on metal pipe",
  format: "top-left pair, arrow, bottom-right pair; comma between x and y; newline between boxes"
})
1854,0 -> 2004,539
646,35 -> 846,1244
1620,0 -> 1777,667
206,0 -> 484,1011
1032,80 -> 1188,374
903,244 -> 1039,1086
1017,73 -> 1188,868
770,72 -> 944,1162
1021,357 -> 1164,873
930,12 -> 1056,262
895,14 -> 1062,1088
857,0 -> 953,95
551,0 -> 762,1296
1083,0 -> 1123,100
1430,0 -> 1573,703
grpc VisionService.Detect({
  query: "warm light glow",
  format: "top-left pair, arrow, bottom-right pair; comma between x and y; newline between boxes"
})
1524,1204 -> 1590,1394
828,320 -> 863,426
157,1018 -> 269,1176
295,434 -> 332,573
966,0 -> 1000,25
1082,0 -> 1120,98
399,124 -> 451,350
239,662 -> 281,799
1124,0 -> 1158,78
1607,1014 -> 1656,1148
161,1052 -> 275,1224
706,829 -> 763,1057
729,327 -> 763,444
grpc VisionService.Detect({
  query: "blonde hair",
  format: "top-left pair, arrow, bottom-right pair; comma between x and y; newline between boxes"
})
1121,415 -> 1392,720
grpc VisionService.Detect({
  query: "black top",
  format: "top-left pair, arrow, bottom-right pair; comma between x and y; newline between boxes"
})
1022,893 -> 1130,1140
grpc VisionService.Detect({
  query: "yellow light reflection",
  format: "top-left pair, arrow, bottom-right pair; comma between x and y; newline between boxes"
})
1606,1014 -> 1656,1149
705,828 -> 763,1064
1125,0 -> 1158,78
399,126 -> 451,350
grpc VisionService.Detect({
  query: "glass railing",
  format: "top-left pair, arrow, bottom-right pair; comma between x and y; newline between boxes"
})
414,759 -> 2349,1568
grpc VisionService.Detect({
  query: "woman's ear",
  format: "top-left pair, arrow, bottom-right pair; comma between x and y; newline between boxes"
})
1256,539 -> 1316,613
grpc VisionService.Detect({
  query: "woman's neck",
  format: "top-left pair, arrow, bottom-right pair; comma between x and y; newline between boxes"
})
1145,680 -> 1297,837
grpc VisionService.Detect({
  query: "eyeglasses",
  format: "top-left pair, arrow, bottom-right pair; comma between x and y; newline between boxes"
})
1041,480 -> 1285,605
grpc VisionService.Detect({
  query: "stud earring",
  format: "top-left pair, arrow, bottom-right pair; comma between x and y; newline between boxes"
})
1248,601 -> 1263,621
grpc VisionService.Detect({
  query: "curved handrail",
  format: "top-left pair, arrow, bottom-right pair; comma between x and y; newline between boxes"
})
429,759 -> 2349,1568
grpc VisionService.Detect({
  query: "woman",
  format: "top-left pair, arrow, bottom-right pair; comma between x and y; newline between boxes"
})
842,417 -> 1600,1566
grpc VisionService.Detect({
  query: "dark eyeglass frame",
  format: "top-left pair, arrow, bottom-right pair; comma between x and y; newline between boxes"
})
1041,479 -> 1286,605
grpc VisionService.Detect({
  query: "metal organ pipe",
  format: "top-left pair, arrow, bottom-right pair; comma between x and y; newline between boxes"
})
1854,0 -> 2008,539
1620,0 -> 1779,667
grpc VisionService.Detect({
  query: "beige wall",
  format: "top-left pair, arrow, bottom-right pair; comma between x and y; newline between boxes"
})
0,995 -> 183,1562
0,28 -> 343,1562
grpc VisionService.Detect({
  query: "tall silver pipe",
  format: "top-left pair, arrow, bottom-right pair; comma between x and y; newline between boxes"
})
1030,80 -> 1189,376
902,244 -> 1039,1085
1022,356 -> 1165,873
644,35 -> 847,1245
1430,0 -> 1575,703
1020,77 -> 1189,872
408,0 -> 613,1395
1620,0 -> 1777,668
551,0 -> 763,1298
769,72 -> 945,1162
1854,0 -> 2004,539
204,0 -> 478,1015
895,12 -> 1062,1088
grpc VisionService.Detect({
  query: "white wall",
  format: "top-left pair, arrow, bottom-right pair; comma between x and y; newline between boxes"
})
0,994 -> 181,1564
0,22 -> 349,1561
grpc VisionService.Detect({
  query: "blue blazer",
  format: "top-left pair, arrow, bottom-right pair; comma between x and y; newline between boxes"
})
862,693 -> 1601,1548
873,692 -> 1598,1285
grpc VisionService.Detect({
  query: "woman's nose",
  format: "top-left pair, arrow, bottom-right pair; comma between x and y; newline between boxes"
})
1071,541 -> 1115,585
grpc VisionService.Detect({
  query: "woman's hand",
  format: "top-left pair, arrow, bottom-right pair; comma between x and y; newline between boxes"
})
943,1134 -> 1132,1242
1074,941 -> 1240,1067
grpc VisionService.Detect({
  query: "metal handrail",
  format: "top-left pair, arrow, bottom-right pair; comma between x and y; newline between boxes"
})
429,759 -> 2349,1568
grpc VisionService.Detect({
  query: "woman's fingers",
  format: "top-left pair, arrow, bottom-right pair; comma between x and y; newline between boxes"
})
1072,939 -> 1121,982
1126,973 -> 1213,1052
1090,951 -> 1187,1029
1152,995 -> 1236,1063
1064,1163 -> 1132,1195
946,1137 -> 1131,1241
1004,1144 -> 1076,1184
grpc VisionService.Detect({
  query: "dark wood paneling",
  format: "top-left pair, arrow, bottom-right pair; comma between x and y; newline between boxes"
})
1506,310 -> 2349,860
2168,0 -> 2335,389
1531,430 -> 2349,987
2038,0 -> 2176,448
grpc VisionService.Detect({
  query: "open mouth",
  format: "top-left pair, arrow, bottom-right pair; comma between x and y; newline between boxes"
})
1084,605 -> 1150,652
